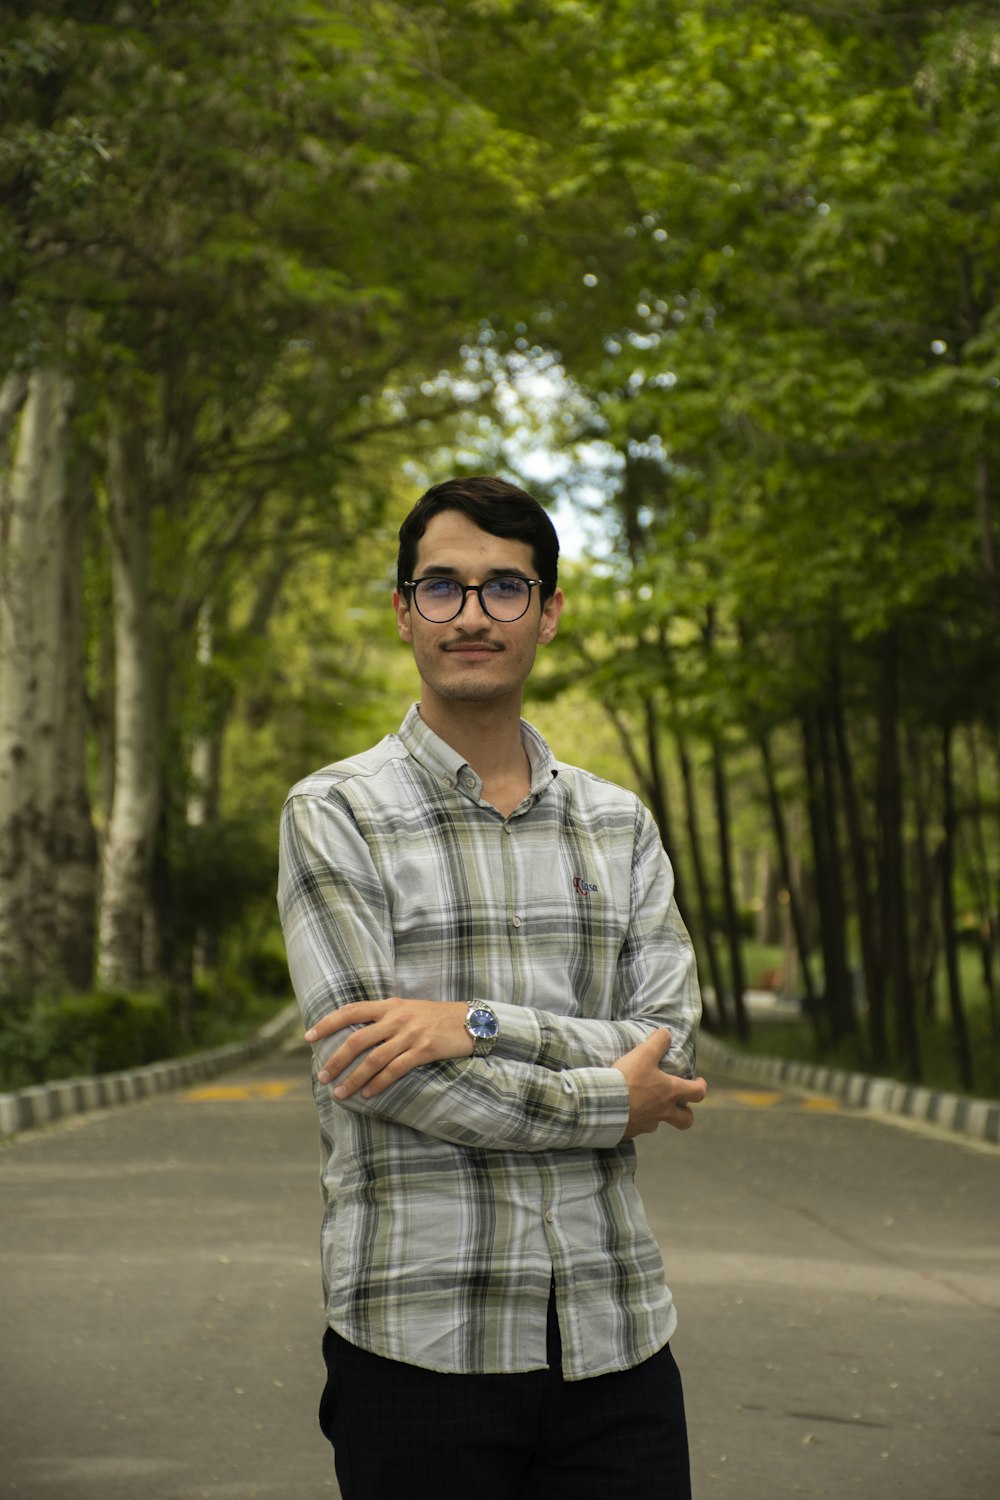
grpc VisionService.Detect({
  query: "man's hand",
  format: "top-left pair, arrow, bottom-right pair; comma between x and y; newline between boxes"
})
306,999 -> 473,1100
612,1029 -> 708,1138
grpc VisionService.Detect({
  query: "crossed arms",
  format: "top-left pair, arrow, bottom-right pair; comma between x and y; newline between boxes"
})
308,1001 -> 705,1139
279,790 -> 707,1151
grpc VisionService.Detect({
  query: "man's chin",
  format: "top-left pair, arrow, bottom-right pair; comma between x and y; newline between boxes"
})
435,681 -> 511,703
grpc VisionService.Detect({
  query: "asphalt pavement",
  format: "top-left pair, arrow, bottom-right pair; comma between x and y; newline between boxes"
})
1,1043 -> 997,1500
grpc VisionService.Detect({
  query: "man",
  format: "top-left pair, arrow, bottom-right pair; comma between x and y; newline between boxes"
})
278,475 -> 707,1500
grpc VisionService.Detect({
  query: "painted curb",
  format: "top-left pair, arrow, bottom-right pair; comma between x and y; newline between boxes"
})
0,1002 -> 301,1140
698,1033 -> 1000,1146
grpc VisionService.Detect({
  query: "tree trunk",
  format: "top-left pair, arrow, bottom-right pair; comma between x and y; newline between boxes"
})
0,369 -> 73,994
96,414 -> 161,992
596,690 -> 692,930
57,458 -> 98,989
675,733 -> 729,1033
0,373 -> 47,992
906,728 -> 940,1022
188,602 -> 224,829
940,719 -> 973,1091
975,455 -> 1000,617
830,680 -> 885,1068
963,726 -> 998,1039
29,371 -> 76,988
800,713 -> 836,1048
94,605 -> 117,832
754,853 -> 782,947
642,695 -> 691,928
0,371 -> 28,446
711,736 -> 749,1042
877,632 -> 921,1079
817,706 -> 854,1040
700,607 -> 746,1037
758,730 -> 819,1014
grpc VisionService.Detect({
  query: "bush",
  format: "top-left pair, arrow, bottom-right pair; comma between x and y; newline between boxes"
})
0,984 -> 290,1091
0,990 -> 176,1090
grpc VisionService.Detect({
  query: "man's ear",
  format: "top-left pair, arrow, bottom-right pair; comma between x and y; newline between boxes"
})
393,589 -> 413,642
537,586 -> 564,645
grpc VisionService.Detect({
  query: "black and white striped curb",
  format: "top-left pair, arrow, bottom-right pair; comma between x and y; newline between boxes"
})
698,1032 -> 1000,1146
0,1002 -> 301,1140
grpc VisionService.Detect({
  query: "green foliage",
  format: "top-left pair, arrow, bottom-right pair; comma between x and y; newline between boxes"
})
2,0 -> 997,1087
0,989 -> 173,1090
0,983 -> 289,1091
167,817 -> 279,946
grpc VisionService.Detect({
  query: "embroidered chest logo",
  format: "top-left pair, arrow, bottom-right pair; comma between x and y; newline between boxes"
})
572,876 -> 598,896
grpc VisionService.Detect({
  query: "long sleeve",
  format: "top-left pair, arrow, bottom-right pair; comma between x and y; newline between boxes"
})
280,709 -> 685,1381
483,806 -> 700,1077
279,790 -> 630,1152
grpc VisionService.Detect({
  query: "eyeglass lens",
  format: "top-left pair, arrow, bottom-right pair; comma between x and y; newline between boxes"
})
414,577 -> 533,622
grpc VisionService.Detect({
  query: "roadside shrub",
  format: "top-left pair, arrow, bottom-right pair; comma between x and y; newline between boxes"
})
0,990 -> 175,1089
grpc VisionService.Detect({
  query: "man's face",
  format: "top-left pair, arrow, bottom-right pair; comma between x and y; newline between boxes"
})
393,510 -> 563,710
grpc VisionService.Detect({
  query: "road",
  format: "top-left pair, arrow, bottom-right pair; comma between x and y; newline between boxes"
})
1,1043 -> 997,1500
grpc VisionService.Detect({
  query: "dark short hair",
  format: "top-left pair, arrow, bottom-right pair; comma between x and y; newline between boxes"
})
397,476 -> 559,602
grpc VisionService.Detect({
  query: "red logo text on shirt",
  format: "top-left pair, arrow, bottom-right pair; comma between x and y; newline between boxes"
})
573,876 -> 598,895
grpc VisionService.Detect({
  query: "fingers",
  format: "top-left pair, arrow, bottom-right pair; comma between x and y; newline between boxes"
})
620,1063 -> 709,1139
317,1023 -> 398,1089
309,998 -> 471,1101
641,1027 -> 673,1060
332,1042 -> 401,1099
662,1076 -> 708,1131
307,1001 -> 398,1086
686,1075 -> 709,1105
672,1074 -> 708,1105
305,1000 -> 385,1042
314,1026 -> 380,1084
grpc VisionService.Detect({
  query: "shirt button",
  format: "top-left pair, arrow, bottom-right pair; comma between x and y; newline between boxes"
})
512,916 -> 522,929
545,1211 -> 554,1224
503,824 -> 512,835
465,776 -> 476,789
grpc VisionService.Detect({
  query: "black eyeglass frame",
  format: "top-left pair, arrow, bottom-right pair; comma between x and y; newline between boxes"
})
403,576 -> 550,623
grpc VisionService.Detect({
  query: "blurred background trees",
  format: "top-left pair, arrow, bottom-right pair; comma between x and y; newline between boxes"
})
1,0 -> 997,1096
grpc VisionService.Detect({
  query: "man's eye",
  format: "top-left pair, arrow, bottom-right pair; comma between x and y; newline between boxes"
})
423,580 -> 459,598
488,578 -> 526,598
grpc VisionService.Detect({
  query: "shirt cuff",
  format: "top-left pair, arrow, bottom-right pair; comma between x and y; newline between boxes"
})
487,1002 -> 545,1064
561,1066 -> 631,1147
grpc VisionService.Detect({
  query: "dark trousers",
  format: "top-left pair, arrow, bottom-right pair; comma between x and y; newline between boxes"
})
319,1294 -> 692,1500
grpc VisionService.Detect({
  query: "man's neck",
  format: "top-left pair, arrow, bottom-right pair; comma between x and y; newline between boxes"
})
417,695 -> 529,789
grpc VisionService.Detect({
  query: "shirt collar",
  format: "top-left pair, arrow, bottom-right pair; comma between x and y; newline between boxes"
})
398,704 -> 559,806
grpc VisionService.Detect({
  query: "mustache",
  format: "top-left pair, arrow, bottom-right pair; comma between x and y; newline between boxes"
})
441,638 -> 504,651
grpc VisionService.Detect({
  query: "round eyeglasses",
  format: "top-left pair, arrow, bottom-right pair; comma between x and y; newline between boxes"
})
404,576 -> 548,623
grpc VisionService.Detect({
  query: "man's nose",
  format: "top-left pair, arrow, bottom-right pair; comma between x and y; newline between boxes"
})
455,587 -> 490,626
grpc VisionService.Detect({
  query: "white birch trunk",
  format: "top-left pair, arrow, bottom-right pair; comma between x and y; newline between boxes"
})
57,460 -> 98,988
0,370 -> 64,993
187,601 -> 219,828
0,371 -> 28,446
96,416 -> 160,991
29,371 -> 76,981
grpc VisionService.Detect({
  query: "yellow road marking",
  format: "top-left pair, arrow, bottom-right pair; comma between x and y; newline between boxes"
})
186,1081 -> 300,1102
713,1089 -> 843,1113
185,1080 -> 842,1113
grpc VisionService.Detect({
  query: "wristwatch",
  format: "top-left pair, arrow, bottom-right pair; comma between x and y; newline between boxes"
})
464,1003 -> 500,1057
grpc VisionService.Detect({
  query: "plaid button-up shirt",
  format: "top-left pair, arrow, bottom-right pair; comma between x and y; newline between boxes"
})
278,705 -> 701,1381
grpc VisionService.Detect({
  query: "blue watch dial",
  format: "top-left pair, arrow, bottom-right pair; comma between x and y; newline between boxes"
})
468,1006 -> 499,1038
